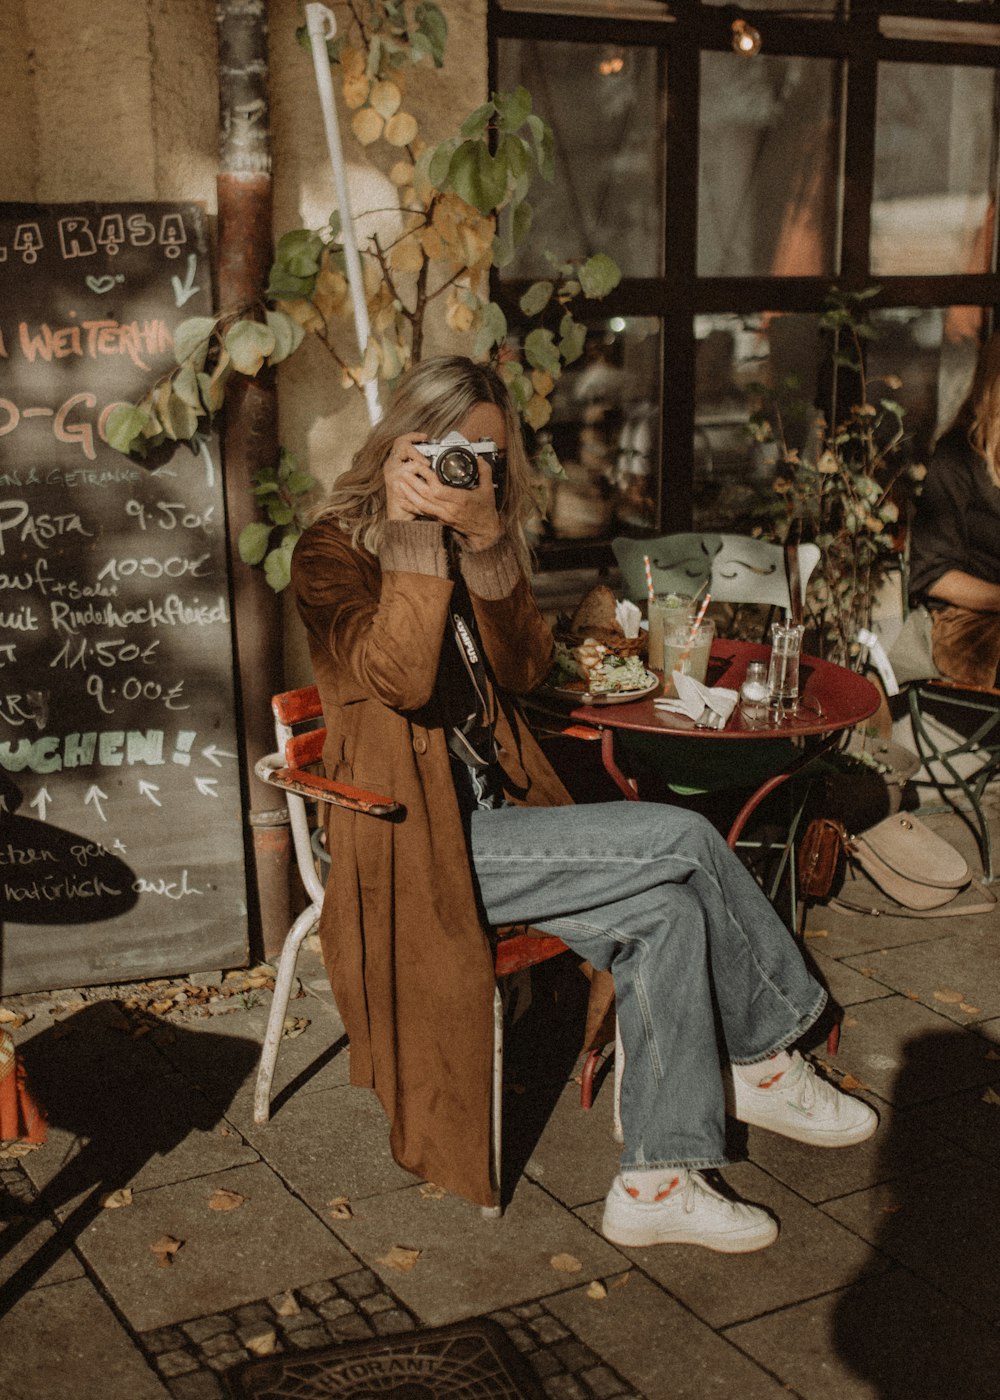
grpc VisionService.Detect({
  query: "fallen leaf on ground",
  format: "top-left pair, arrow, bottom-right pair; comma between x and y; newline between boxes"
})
981,1086 -> 1000,1106
843,1015 -> 858,1027
327,1196 -> 353,1220
0,1142 -> 41,1159
0,1007 -> 30,1029
610,1271 -> 632,1289
959,1003 -> 982,1015
858,968 -> 875,978
880,1204 -> 903,1214
208,1188 -> 246,1212
219,1127 -> 233,1137
378,1245 -> 422,1272
550,1253 -> 583,1274
418,1183 -> 446,1201
150,1000 -> 174,1016
281,1016 -> 310,1039
804,928 -> 829,939
586,1280 -> 607,1300
839,1073 -> 868,1091
985,1048 -> 1000,1061
99,1188 -> 133,1209
245,1330 -> 278,1357
933,989 -> 964,1005
905,991 -> 922,1001
274,1291 -> 300,1316
150,1235 -> 183,1267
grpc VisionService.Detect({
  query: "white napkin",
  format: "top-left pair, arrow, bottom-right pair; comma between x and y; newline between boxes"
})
653,671 -> 739,722
615,598 -> 642,639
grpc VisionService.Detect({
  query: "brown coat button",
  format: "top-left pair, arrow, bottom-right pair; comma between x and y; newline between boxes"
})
412,735 -> 427,754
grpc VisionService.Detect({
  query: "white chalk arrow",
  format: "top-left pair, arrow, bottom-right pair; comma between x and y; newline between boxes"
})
195,776 -> 219,798
139,781 -> 162,807
112,838 -> 128,855
85,785 -> 109,822
171,252 -> 201,307
29,787 -> 51,822
201,744 -> 237,768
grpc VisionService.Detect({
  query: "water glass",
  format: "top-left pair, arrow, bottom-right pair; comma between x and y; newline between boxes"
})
661,617 -> 715,698
767,621 -> 805,717
647,593 -> 693,673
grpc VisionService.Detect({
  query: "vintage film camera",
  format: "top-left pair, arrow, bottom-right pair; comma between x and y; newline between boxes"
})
415,432 -> 506,500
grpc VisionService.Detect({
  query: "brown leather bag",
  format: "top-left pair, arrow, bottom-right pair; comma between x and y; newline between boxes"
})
798,816 -> 848,900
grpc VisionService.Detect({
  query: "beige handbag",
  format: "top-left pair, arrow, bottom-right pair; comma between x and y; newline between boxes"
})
831,813 -> 996,918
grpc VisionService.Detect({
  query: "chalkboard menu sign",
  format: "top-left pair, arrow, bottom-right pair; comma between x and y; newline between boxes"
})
0,202 -> 249,994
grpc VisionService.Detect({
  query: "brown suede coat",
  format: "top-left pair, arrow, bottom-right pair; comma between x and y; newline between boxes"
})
292,518 -> 579,1206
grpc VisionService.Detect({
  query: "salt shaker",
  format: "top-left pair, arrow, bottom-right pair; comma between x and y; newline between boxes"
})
739,661 -> 769,722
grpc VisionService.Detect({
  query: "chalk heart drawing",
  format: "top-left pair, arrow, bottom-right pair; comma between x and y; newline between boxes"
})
86,274 -> 119,294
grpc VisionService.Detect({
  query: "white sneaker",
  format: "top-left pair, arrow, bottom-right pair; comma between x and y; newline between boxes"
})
601,1169 -> 778,1252
727,1051 -> 878,1147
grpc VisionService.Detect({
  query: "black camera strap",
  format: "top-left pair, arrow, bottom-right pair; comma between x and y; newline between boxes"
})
442,578 -> 497,774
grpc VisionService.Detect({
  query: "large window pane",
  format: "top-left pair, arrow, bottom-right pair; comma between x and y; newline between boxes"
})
867,307 -> 987,455
693,312 -> 823,530
496,40 -> 665,278
698,54 -> 839,277
871,63 -> 999,275
527,316 -> 661,543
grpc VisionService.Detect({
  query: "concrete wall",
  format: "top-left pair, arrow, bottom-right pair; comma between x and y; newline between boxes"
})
0,0 -> 487,682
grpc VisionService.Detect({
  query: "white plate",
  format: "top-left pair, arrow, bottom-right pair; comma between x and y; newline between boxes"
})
548,671 -> 660,706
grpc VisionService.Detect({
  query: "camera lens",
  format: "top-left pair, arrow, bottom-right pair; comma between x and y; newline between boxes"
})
434,446 -> 479,488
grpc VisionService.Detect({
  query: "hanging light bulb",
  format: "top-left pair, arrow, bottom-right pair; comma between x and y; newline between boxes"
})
731,18 -> 762,55
597,46 -> 626,76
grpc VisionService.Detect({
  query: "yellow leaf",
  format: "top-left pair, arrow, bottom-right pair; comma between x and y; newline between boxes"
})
384,112 -> 418,147
281,1016 -> 310,1039
610,1271 -> 632,1289
342,73 -> 371,111
446,299 -> 476,334
388,235 -> 425,275
959,1003 -> 982,1015
150,1000 -> 173,1016
933,989 -> 964,1005
985,1047 -> 1000,1060
586,1280 -> 608,1300
99,1188 -> 133,1209
418,1183 -> 447,1200
378,1245 -> 422,1272
150,1235 -> 183,1268
550,1253 -> 583,1274
277,296 -> 325,334
341,45 -> 365,78
327,1196 -> 353,1220
804,928 -> 829,938
370,80 -> 402,119
981,1086 -> 1000,1106
839,1073 -> 868,1091
245,1330 -> 278,1357
390,160 -> 415,187
531,369 -> 554,397
208,1188 -> 246,1212
274,1291 -> 300,1317
524,395 -> 553,431
352,107 -> 384,146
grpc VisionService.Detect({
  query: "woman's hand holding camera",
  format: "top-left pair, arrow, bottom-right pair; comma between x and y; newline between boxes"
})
383,432 -> 501,552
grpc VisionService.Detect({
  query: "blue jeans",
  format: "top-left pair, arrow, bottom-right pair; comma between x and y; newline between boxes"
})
468,801 -> 826,1172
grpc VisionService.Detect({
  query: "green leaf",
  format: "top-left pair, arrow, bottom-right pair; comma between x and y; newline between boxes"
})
284,471 -> 316,496
558,313 -> 586,365
534,441 -> 566,479
508,371 -> 533,410
879,399 -> 904,418
474,301 -> 507,360
415,1 -> 448,65
428,139 -> 456,188
525,114 -> 554,181
447,141 -> 505,214
511,198 -> 532,251
327,211 -> 342,242
238,521 -> 273,567
579,253 -> 622,299
171,361 -> 202,411
496,132 -> 529,182
224,319 -> 277,376
267,501 -> 295,527
266,266 -> 317,300
105,404 -> 151,455
263,532 -> 300,592
274,228 -> 324,277
519,280 -> 553,316
460,101 -> 494,140
524,327 -> 560,376
494,86 -> 532,133
172,316 -> 217,371
159,389 -> 200,442
265,308 -> 306,365
366,35 -> 383,78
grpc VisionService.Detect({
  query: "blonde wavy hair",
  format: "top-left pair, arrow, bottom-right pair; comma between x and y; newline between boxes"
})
966,330 -> 1000,487
316,356 -> 535,573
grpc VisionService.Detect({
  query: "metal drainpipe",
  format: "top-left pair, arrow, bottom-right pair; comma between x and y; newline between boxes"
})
216,0 -> 290,958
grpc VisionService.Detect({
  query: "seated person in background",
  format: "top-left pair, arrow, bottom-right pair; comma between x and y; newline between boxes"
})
292,354 -> 876,1253
909,330 -> 1000,687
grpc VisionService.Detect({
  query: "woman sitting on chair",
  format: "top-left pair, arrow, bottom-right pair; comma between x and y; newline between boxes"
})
292,354 -> 876,1252
909,330 -> 1000,688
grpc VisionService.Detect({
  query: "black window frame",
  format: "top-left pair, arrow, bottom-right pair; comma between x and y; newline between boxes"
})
490,0 -> 1000,570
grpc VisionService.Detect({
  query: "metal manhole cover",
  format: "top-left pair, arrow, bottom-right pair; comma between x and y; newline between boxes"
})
223,1318 -> 547,1399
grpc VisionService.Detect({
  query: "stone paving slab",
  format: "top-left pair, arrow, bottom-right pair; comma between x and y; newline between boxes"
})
725,1265 -> 1000,1400
577,1161 -> 887,1331
816,993 -> 1000,1105
805,945 -> 896,1007
234,1083 -> 417,1203
522,1078 -> 623,1210
821,1158 -> 1000,1324
546,1271 -> 791,1400
328,1176 -> 626,1327
0,1276 -> 170,1399
902,1078 -> 1000,1166
842,923 -> 1000,1027
69,1160 -> 355,1333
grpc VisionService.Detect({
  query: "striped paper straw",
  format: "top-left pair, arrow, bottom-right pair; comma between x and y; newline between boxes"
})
678,591 -> 712,663
643,555 -> 655,605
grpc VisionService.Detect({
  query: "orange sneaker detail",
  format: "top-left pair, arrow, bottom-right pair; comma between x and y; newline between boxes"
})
653,1175 -> 681,1202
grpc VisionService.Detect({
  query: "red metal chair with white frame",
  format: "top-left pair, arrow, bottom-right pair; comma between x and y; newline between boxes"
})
252,685 -> 618,1217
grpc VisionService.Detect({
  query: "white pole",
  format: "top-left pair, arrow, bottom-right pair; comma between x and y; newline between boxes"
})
304,3 -> 383,427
